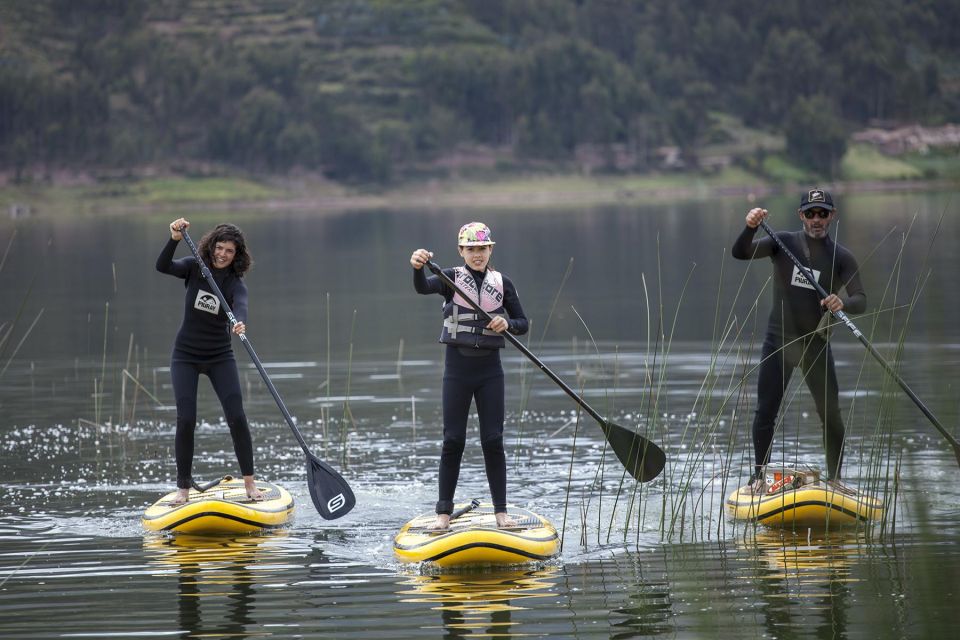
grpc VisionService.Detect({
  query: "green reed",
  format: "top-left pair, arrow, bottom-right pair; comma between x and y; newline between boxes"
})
550,213 -> 945,548
340,308 -> 358,466
323,291 -> 331,443
558,396 -> 584,552
514,256 -> 574,468
395,337 -> 404,387
0,267 -> 39,378
0,228 -> 16,274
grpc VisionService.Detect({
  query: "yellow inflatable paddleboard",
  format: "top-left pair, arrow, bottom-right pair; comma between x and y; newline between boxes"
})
143,476 -> 294,534
726,467 -> 884,528
394,501 -> 560,567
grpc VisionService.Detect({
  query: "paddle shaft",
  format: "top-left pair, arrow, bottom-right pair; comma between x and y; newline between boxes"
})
424,260 -> 666,483
758,219 -> 960,462
179,228 -> 312,455
426,261 -> 610,426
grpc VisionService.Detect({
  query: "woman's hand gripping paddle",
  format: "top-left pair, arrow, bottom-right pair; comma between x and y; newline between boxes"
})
758,218 -> 960,468
180,227 -> 356,519
426,260 -> 666,482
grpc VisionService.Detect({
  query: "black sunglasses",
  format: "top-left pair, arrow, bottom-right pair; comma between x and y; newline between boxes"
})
803,208 -> 832,219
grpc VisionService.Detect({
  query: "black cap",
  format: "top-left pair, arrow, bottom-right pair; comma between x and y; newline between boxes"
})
800,188 -> 835,211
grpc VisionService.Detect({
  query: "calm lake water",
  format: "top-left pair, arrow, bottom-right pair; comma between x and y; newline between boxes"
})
1,190 -> 959,638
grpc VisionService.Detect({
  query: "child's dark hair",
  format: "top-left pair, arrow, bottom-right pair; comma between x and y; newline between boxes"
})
198,223 -> 253,276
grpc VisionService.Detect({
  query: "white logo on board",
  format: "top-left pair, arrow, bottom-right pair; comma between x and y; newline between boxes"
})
194,290 -> 220,314
791,266 -> 821,291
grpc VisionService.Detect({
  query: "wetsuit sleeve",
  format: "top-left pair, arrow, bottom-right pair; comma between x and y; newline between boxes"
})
413,266 -> 451,297
837,250 -> 866,314
155,238 -> 194,278
231,278 -> 249,324
731,226 -> 777,260
502,276 -> 529,336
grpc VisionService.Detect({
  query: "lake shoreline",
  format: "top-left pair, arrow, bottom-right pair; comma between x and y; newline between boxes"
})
2,172 -> 958,217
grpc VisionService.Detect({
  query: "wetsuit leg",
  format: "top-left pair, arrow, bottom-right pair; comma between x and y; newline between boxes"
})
475,366 -> 507,512
171,360 -> 201,489
802,340 -> 845,479
752,335 -> 796,477
206,358 -> 255,477
439,366 -> 473,515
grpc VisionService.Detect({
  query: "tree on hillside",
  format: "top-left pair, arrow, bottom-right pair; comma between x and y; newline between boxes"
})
744,29 -> 831,127
515,37 -> 641,156
784,95 -> 846,178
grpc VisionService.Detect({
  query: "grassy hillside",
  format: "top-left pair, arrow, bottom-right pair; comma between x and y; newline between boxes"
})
1,0 -> 958,195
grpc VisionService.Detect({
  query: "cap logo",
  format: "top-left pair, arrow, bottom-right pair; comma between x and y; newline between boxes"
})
808,189 -> 825,203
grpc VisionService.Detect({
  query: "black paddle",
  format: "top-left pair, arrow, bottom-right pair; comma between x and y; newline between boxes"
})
425,260 -> 666,482
179,226 -> 356,519
757,218 -> 960,468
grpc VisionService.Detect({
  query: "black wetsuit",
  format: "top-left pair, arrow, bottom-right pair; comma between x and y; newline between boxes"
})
156,238 -> 255,489
414,266 -> 529,515
732,226 -> 866,479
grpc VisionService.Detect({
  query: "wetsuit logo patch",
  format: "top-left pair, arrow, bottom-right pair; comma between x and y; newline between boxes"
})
194,290 -> 220,314
791,265 -> 821,290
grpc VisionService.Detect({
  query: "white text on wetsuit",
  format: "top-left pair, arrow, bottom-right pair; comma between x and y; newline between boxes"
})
194,290 -> 220,314
790,266 -> 821,291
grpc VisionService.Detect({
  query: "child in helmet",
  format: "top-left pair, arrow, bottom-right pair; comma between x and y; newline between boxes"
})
410,222 -> 529,529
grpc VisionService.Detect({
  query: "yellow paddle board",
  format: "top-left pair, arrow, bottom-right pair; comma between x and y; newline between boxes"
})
143,476 -> 294,534
394,501 -> 559,567
726,467 -> 884,527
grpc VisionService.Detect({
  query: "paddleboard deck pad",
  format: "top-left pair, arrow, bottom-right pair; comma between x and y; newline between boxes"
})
394,502 -> 559,567
726,467 -> 884,527
143,476 -> 294,534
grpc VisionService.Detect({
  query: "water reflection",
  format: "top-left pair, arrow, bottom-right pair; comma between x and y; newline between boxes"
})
740,529 -> 866,640
601,558 -> 674,639
398,567 -> 557,638
144,533 -> 287,638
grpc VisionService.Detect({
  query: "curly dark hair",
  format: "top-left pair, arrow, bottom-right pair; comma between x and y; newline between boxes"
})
197,223 -> 253,276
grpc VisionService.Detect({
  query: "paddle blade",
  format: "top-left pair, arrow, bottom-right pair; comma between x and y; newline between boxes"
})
306,453 -> 356,519
601,421 -> 666,482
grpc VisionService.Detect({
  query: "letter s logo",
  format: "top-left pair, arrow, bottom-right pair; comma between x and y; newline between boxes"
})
327,493 -> 346,513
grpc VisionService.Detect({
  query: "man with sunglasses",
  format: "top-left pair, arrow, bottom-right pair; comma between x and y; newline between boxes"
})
732,188 -> 866,491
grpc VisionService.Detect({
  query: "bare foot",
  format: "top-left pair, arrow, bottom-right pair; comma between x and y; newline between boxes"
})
243,477 -> 265,501
428,514 -> 451,530
170,488 -> 190,505
495,512 -> 517,528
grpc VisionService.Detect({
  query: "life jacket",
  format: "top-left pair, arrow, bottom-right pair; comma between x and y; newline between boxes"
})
439,267 -> 506,349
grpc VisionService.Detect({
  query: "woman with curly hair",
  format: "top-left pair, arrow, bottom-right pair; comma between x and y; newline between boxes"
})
156,217 -> 264,504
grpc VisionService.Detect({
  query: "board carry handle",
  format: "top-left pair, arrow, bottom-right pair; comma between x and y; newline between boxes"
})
191,475 -> 233,493
451,498 -> 481,521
